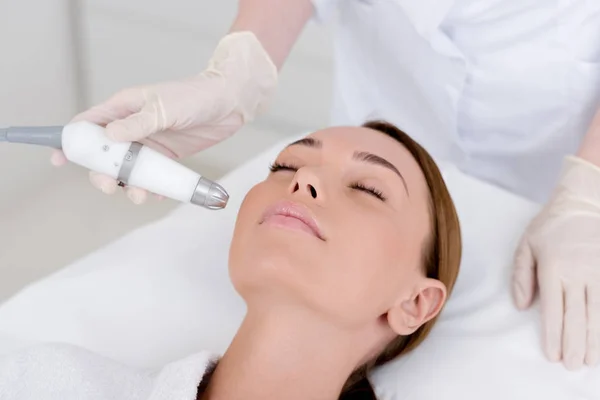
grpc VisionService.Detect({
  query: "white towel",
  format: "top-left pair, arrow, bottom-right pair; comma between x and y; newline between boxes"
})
0,343 -> 214,400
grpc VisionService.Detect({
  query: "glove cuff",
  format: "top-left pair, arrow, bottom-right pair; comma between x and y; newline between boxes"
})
204,31 -> 279,122
558,155 -> 600,202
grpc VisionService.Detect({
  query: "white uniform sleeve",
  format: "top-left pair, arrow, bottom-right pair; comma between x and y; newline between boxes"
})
396,0 -> 457,37
311,0 -> 342,23
0,343 -> 217,400
311,0 -> 456,29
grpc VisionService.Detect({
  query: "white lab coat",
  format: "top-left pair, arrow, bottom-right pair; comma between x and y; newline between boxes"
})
312,0 -> 600,203
0,343 -> 215,400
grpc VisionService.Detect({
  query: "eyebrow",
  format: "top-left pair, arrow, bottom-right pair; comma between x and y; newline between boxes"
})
287,137 -> 322,148
286,137 -> 409,195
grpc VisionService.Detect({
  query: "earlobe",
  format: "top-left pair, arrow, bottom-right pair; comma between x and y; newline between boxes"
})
387,279 -> 447,336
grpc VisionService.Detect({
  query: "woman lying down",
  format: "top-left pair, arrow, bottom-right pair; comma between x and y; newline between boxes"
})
0,121 -> 461,400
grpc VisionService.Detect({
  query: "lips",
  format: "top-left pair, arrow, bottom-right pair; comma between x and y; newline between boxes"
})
260,200 -> 325,240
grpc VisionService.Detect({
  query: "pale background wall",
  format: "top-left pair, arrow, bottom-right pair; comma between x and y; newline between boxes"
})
0,0 -> 333,301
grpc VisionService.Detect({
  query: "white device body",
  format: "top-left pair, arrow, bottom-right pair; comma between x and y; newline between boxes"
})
61,121 -> 201,203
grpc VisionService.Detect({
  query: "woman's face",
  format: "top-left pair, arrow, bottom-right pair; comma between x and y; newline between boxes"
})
229,126 -> 436,330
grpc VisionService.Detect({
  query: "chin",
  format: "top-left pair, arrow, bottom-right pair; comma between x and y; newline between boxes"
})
231,247 -> 304,285
229,241 -> 320,303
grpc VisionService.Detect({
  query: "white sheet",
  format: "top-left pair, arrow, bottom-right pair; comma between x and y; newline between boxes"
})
0,135 -> 598,399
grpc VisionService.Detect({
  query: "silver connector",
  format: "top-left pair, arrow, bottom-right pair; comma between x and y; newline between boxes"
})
190,177 -> 229,210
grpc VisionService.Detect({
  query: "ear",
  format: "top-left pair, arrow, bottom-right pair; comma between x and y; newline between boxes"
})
387,279 -> 447,336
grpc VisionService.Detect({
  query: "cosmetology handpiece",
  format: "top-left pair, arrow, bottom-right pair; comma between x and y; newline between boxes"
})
0,121 -> 228,210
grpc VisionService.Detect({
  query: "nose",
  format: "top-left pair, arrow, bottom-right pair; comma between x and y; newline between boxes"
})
288,168 -> 324,202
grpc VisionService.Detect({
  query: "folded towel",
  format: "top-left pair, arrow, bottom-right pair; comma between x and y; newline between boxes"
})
0,343 -> 214,400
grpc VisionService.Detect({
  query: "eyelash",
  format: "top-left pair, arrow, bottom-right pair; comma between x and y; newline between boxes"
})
349,182 -> 386,201
269,162 -> 297,173
269,162 -> 387,201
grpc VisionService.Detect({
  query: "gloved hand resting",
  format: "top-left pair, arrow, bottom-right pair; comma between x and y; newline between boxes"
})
512,155 -> 600,370
51,31 -> 278,204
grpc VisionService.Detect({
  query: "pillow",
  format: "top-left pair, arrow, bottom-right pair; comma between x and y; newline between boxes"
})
0,135 -> 597,399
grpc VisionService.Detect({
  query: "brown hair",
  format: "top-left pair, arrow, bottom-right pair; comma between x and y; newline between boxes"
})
339,120 -> 462,400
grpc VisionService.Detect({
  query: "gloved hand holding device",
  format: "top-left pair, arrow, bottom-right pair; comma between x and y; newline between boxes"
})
52,31 -> 278,204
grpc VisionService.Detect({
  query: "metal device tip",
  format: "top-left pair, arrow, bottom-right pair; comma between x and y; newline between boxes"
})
190,177 -> 229,210
205,182 -> 229,210
0,128 -> 7,142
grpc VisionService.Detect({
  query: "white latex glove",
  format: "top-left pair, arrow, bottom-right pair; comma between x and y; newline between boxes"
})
51,31 -> 277,204
512,155 -> 600,370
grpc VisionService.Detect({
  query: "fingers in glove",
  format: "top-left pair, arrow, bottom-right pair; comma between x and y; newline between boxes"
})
105,101 -> 162,143
586,286 -> 600,366
125,186 -> 148,205
70,87 -> 146,126
540,276 -> 564,362
70,107 -> 117,126
89,171 -> 118,195
512,239 -> 537,309
50,150 -> 68,167
562,284 -> 586,370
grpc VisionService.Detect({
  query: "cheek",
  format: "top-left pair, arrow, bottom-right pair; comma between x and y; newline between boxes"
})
320,215 -> 423,318
229,184 -> 272,280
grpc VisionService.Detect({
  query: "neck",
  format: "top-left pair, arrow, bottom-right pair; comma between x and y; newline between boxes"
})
201,306 -> 372,400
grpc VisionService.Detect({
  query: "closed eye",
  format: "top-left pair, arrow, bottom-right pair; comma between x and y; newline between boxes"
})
350,182 -> 386,201
269,162 -> 299,173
